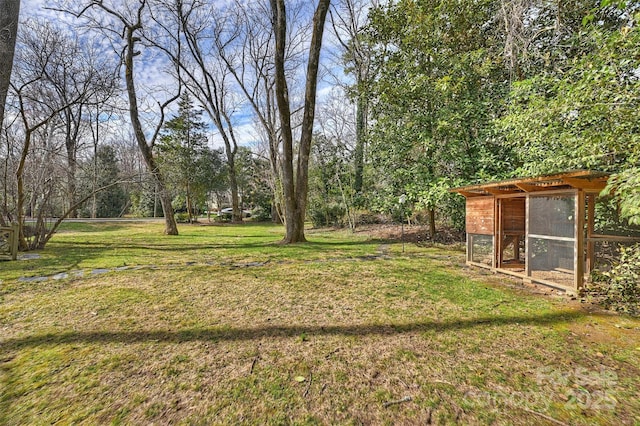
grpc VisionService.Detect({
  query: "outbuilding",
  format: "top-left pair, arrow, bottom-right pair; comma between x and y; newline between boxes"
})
451,170 -> 639,292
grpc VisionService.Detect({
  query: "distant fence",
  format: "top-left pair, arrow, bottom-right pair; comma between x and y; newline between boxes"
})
0,225 -> 19,261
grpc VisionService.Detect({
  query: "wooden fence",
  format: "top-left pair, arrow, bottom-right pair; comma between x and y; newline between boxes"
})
0,225 -> 19,261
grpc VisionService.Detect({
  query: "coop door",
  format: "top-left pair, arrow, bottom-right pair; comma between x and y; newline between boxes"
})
466,196 -> 495,267
497,197 -> 526,270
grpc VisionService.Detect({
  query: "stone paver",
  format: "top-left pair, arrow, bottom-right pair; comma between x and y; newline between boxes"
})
11,245 -> 394,284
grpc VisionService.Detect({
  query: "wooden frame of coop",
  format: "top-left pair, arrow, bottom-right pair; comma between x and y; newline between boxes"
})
0,224 -> 19,261
451,170 -> 639,292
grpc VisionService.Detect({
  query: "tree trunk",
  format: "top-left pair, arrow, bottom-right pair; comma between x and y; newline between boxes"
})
429,208 -> 436,237
226,147 -> 242,223
67,158 -> 77,217
65,113 -> 78,218
353,93 -> 366,194
124,25 -> 178,235
271,0 -> 331,243
271,200 -> 282,224
186,181 -> 192,223
0,0 -> 20,127
15,129 -> 31,250
1,136 -> 10,226
271,0 -> 296,242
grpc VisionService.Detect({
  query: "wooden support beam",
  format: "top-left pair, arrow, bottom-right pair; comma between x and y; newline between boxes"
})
562,177 -> 607,191
515,183 -> 538,192
485,187 -> 519,195
586,194 -> 595,273
496,199 -> 502,268
525,195 -> 531,278
458,190 -> 486,198
575,191 -> 585,290
515,182 -> 569,192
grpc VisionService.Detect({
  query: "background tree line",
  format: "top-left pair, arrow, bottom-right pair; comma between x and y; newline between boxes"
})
1,0 -> 639,250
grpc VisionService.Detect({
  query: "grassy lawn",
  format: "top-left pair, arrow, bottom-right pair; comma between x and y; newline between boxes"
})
1,221 -> 639,425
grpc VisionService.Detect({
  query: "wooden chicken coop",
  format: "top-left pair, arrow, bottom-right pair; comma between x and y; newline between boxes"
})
451,170 -> 640,292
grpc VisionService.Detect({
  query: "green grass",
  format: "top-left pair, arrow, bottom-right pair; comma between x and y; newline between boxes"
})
1,221 -> 377,283
1,221 -> 639,425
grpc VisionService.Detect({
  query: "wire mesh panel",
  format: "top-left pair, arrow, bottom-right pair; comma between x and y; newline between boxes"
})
470,234 -> 493,266
528,193 -> 576,288
529,238 -> 575,287
529,195 -> 575,238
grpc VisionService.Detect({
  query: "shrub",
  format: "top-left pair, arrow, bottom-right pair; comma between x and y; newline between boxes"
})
354,210 -> 386,225
587,243 -> 640,316
309,203 -> 345,228
175,212 -> 190,223
250,206 -> 272,222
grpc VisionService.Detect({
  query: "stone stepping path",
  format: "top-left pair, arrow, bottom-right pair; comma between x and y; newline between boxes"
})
10,245 -> 393,284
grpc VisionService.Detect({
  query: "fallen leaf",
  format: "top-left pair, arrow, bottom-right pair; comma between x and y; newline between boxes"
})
294,376 -> 306,382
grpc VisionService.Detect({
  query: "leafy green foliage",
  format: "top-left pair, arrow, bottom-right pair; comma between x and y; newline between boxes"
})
129,176 -> 164,218
589,243 -> 640,316
604,168 -> 640,226
501,26 -> 640,175
157,93 -> 226,220
354,0 -> 640,234
308,134 -> 355,228
79,145 -> 128,218
364,0 -> 511,230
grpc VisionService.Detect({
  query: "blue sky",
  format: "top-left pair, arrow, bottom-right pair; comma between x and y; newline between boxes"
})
19,0 -> 355,150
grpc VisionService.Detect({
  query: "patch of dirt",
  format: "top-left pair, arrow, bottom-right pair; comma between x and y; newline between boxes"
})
353,224 -> 465,245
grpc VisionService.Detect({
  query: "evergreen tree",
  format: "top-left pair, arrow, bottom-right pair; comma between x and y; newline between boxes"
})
158,93 -> 225,223
80,145 -> 128,218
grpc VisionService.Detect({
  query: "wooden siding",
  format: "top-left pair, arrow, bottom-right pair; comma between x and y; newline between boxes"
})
501,198 -> 525,233
466,196 -> 494,235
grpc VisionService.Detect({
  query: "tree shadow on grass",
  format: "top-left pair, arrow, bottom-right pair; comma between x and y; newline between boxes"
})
0,310 -> 584,352
0,310 -> 587,422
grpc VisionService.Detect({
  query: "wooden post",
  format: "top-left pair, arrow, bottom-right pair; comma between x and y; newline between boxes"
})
586,194 -> 595,273
495,198 -> 501,269
524,195 -> 531,280
10,224 -> 19,260
575,190 -> 585,291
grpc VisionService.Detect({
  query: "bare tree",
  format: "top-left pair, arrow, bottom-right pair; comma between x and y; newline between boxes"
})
214,0 -> 320,225
214,1 -> 282,223
271,0 -> 331,243
315,87 -> 358,228
58,0 -> 180,235
25,20 -> 120,219
8,22 -> 114,249
148,0 -> 245,223
0,0 -> 20,127
498,0 -> 533,82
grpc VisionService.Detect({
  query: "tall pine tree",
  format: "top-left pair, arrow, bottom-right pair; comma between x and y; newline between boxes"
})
158,93 -> 214,223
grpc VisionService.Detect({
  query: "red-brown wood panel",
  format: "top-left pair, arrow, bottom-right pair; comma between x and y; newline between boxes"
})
502,198 -> 525,233
466,196 -> 494,235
